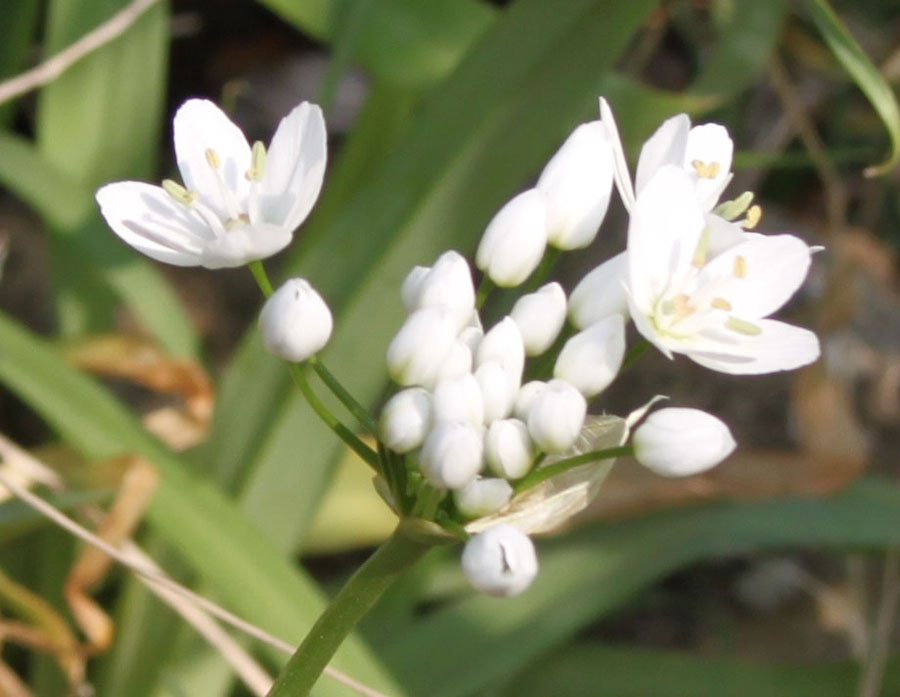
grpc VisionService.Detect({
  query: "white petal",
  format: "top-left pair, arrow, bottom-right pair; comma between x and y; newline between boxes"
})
200,223 -> 292,269
476,189 -> 548,287
173,99 -> 251,221
688,319 -> 820,374
95,181 -> 209,266
684,124 -> 733,211
568,251 -> 630,329
697,234 -> 812,319
598,97 -> 635,211
627,165 -> 706,313
260,101 -> 327,231
634,113 -> 690,196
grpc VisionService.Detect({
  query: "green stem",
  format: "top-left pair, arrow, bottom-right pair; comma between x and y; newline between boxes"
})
308,355 -> 379,436
514,445 -> 633,493
248,260 -> 275,297
622,339 -> 650,370
286,362 -> 380,471
475,276 -> 494,309
267,528 -> 430,697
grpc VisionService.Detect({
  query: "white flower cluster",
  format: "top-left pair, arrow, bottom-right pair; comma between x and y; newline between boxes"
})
382,97 -> 821,597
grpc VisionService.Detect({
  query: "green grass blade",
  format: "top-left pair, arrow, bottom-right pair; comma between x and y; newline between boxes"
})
0,309 -> 404,696
380,479 -> 900,696
0,0 -> 41,126
807,0 -> 900,176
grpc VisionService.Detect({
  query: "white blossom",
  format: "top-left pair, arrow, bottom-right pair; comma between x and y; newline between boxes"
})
633,407 -> 736,476
432,374 -> 485,428
510,282 -> 567,356
526,379 -> 587,453
97,99 -> 326,268
453,477 -> 513,518
554,314 -> 626,397
258,278 -> 332,362
475,317 -> 526,388
485,418 -> 535,480
419,420 -> 484,489
400,250 -> 475,331
568,251 -> 630,329
476,189 -> 548,287
379,388 -> 432,454
386,305 -> 459,388
461,524 -> 538,597
513,380 -> 547,422
474,361 -> 518,424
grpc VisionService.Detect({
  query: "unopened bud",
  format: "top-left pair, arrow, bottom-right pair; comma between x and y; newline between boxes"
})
476,189 -> 548,287
568,251 -> 630,329
554,314 -> 625,397
433,374 -> 485,428
419,420 -> 484,489
510,282 -> 567,356
527,379 -> 587,453
461,524 -> 538,597
379,388 -> 432,454
453,477 -> 513,518
387,305 -> 459,388
485,418 -> 535,480
633,407 -> 736,477
258,278 -> 333,362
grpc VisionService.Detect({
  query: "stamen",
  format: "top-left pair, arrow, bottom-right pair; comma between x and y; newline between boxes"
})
733,255 -> 747,279
711,297 -> 732,311
205,148 -> 222,169
714,191 -> 754,221
225,214 -> 251,230
692,225 -> 711,268
726,316 -> 762,335
162,179 -> 196,206
246,141 -> 267,182
673,293 -> 695,321
743,204 -> 762,229
691,160 -> 721,179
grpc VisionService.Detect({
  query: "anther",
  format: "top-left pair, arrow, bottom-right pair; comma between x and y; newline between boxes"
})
162,179 -> 196,206
673,293 -> 695,321
711,297 -> 732,311
246,141 -> 267,182
691,160 -> 721,179
726,316 -> 762,335
733,255 -> 747,279
205,148 -> 222,169
743,205 -> 762,229
714,191 -> 754,221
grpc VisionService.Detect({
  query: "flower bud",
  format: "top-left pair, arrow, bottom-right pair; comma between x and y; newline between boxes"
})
527,379 -> 587,453
379,388 -> 432,453
514,380 -> 547,421
476,317 -> 525,388
402,251 -> 475,331
433,374 -> 484,428
474,361 -> 518,424
537,121 -> 614,250
510,282 -> 567,356
387,305 -> 458,388
633,407 -> 736,477
453,477 -> 513,518
476,189 -> 548,287
461,524 -> 538,597
419,420 -> 484,489
485,418 -> 535,480
568,251 -> 630,329
553,314 -> 626,397
434,340 -> 473,383
258,278 -> 333,362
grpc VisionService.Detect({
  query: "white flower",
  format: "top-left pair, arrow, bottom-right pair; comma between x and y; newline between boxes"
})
432,374 -> 485,428
419,420 -> 484,489
510,282 -> 567,356
568,251 -> 630,329
386,305 -> 459,388
626,166 -> 820,374
379,388 -> 432,453
258,278 -> 332,362
553,314 -> 625,397
400,250 -> 475,331
461,524 -> 538,597
513,380 -> 547,422
599,97 -> 732,215
536,121 -> 614,250
474,362 -> 518,424
485,418 -> 535,480
633,407 -> 736,476
96,99 -> 326,269
526,379 -> 587,453
475,317 -> 526,388
476,189 -> 548,287
453,477 -> 513,518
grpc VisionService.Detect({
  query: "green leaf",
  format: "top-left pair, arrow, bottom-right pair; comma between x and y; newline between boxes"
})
0,0 -> 41,126
0,309 -> 404,696
380,479 -> 900,696
255,0 -> 495,88
503,644 -> 900,697
807,0 -> 900,176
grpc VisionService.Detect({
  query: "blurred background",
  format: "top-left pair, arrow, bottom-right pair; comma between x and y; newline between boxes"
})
0,0 -> 899,695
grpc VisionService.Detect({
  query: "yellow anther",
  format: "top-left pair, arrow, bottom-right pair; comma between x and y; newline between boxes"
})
246,140 -> 267,182
205,148 -> 222,169
224,213 -> 251,230
726,316 -> 762,335
691,160 -> 720,179
711,297 -> 732,311
733,255 -> 747,279
673,293 -> 695,321
162,179 -> 196,206
743,204 -> 762,229
692,225 -> 711,268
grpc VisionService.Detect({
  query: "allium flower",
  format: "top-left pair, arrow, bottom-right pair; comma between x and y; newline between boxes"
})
510,282 -> 567,357
461,524 -> 538,597
258,278 -> 332,362
96,99 -> 326,269
627,166 -> 820,374
633,407 -> 736,476
476,189 -> 548,287
379,388 -> 432,453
